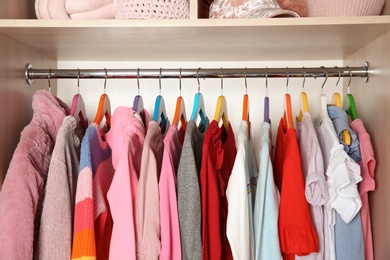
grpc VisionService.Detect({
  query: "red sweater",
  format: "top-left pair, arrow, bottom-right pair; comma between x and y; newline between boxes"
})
273,118 -> 319,259
200,120 -> 236,260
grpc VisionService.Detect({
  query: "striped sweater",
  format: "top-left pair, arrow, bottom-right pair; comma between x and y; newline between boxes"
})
72,124 -> 114,260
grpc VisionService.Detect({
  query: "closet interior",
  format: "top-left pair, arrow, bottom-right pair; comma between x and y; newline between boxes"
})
1,1 -> 390,259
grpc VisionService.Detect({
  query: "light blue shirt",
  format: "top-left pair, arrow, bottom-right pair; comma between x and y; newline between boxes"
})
253,122 -> 282,260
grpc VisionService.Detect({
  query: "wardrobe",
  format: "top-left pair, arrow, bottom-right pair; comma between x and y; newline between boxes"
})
1,1 -> 390,259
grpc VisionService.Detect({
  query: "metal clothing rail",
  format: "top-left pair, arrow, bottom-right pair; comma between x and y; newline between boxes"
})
25,63 -> 370,84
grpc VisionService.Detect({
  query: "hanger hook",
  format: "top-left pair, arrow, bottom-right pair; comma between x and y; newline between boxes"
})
265,67 -> 268,97
77,68 -> 80,94
348,66 -> 352,93
48,68 -> 52,93
220,67 -> 224,95
104,68 -> 108,94
302,66 -> 306,89
197,67 -> 201,92
137,68 -> 140,95
321,66 -> 328,89
159,68 -> 162,95
286,67 -> 289,93
335,66 -> 341,87
179,68 -> 182,96
244,67 -> 248,94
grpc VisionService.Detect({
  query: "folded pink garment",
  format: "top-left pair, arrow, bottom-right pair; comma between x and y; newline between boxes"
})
48,0 -> 70,19
66,0 -> 113,14
36,0 -> 51,19
69,3 -> 115,19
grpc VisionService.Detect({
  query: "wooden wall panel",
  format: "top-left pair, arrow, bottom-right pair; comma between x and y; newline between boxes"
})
344,31 -> 390,260
0,0 -> 35,19
0,33 -> 56,190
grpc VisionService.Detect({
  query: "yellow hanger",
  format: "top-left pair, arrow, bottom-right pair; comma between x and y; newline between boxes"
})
93,69 -> 111,128
213,69 -> 229,132
296,68 -> 309,123
172,69 -> 187,132
332,69 -> 351,145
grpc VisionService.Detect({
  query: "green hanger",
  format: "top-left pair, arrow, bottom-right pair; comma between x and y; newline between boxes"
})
343,93 -> 358,121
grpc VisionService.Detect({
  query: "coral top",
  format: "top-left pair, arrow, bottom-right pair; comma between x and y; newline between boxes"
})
200,120 -> 236,260
273,118 -> 319,260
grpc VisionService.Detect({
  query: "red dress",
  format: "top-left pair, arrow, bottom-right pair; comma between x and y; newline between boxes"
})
273,118 -> 319,260
200,120 -> 236,260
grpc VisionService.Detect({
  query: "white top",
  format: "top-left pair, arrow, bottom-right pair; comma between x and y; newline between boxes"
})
315,117 -> 362,260
226,121 -> 256,260
253,122 -> 282,260
296,112 -> 329,260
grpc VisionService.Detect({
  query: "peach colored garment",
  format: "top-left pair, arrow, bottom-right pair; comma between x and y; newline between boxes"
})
136,120 -> 169,259
159,125 -> 184,260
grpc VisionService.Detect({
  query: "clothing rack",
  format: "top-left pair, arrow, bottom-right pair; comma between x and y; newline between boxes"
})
25,63 -> 369,84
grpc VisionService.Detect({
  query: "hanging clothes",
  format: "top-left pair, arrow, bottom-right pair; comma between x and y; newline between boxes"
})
328,106 -> 361,162
135,120 -> 169,260
0,90 -> 69,260
253,121 -> 282,260
273,117 -> 319,260
104,107 -> 149,259
314,116 -> 362,260
71,123 -> 115,260
350,119 -> 376,260
200,120 -> 236,260
159,124 -> 185,260
226,121 -> 256,260
327,106 -> 365,260
177,119 -> 209,260
36,115 -> 85,260
296,112 -> 329,260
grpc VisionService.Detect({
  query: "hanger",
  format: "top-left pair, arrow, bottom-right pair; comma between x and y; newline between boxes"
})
172,68 -> 187,131
332,67 -> 351,145
296,67 -> 309,123
284,68 -> 294,130
190,68 -> 207,128
47,68 -> 52,93
152,68 -> 168,130
343,67 -> 359,121
242,68 -> 250,138
70,68 -> 88,130
317,67 -> 329,122
93,68 -> 111,127
264,68 -> 270,123
213,68 -> 229,132
132,68 -> 148,125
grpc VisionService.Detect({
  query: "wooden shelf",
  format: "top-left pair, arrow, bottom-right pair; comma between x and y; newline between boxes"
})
0,16 -> 390,61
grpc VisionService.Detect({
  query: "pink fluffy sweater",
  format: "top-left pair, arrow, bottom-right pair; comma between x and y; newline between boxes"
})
0,90 -> 69,260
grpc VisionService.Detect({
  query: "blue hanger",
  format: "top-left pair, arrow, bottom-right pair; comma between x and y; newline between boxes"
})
190,68 -> 207,128
152,69 -> 168,130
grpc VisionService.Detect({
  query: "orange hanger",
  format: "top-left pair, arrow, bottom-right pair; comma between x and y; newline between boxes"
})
93,69 -> 111,128
242,69 -> 250,138
172,69 -> 187,131
284,69 -> 294,130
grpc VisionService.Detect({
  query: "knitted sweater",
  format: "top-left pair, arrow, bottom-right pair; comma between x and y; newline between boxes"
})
0,90 -> 69,260
71,124 -> 114,260
36,116 -> 85,260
